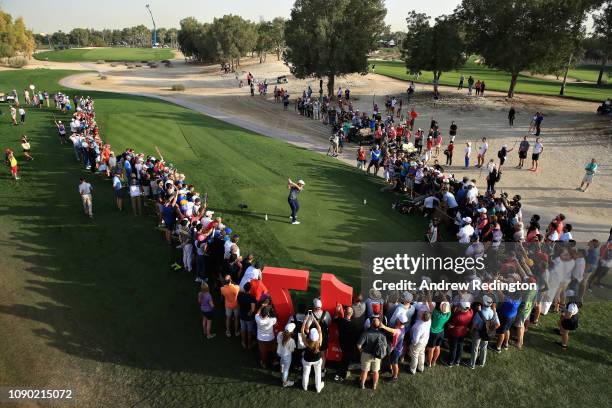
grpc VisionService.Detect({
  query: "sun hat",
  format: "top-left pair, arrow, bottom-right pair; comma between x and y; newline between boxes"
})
309,327 -> 320,341
567,303 -> 579,316
368,288 -> 382,300
285,323 -> 296,333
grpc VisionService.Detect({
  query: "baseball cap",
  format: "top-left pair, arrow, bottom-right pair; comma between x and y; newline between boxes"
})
400,291 -> 413,303
285,322 -> 296,333
462,217 -> 472,223
440,301 -> 451,313
482,295 -> 493,307
460,301 -> 471,309
477,208 -> 487,213
205,210 -> 214,217
298,179 -> 305,185
313,298 -> 322,308
309,327 -> 320,341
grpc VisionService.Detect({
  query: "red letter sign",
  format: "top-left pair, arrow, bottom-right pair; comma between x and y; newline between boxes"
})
261,266 -> 310,328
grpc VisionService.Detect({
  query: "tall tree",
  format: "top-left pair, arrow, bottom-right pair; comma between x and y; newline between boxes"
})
401,11 -> 465,92
270,17 -> 286,61
0,10 -> 35,58
458,0 -> 600,97
284,0 -> 387,97
593,1 -> 612,85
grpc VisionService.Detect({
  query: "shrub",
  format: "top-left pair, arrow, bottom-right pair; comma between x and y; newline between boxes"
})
8,56 -> 28,68
127,64 -> 135,69
96,60 -> 105,64
135,63 -> 142,67
149,63 -> 159,68
171,84 -> 185,91
83,81 -> 92,85
110,63 -> 117,67
100,75 -> 108,80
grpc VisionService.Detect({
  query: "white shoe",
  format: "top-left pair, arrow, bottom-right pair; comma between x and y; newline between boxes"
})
317,382 -> 325,393
283,380 -> 294,387
291,221 -> 300,225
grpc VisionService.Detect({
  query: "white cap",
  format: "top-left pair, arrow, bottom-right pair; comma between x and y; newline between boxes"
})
400,291 -> 413,303
298,179 -> 305,185
567,303 -> 579,316
309,327 -> 320,341
313,298 -> 322,308
482,295 -> 493,307
462,217 -> 472,223
478,208 -> 487,213
285,322 -> 296,333
460,301 -> 471,309
440,301 -> 451,313
205,210 -> 214,217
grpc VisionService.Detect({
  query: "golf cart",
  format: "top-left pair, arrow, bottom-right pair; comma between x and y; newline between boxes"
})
596,99 -> 612,115
276,75 -> 288,84
0,92 -> 16,103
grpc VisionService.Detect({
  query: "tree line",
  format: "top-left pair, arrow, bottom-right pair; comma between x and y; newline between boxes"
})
178,15 -> 285,70
401,0 -> 611,96
33,26 -> 179,49
181,0 -> 609,98
0,8 -> 35,59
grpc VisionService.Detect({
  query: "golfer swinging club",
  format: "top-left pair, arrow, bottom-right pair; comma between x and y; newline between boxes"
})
287,178 -> 305,224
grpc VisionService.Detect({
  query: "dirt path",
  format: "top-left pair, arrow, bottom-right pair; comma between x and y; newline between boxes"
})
55,57 -> 611,241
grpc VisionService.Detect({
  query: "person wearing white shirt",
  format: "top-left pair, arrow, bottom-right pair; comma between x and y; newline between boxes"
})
465,185 -> 478,205
464,142 -> 472,168
409,311 -> 432,374
239,263 -> 262,290
255,300 -> 278,368
277,323 -> 297,387
78,177 -> 93,218
224,234 -> 240,260
560,224 -> 573,242
457,217 -> 475,243
476,137 -> 488,167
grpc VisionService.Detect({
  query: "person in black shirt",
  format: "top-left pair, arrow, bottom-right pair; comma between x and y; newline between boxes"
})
237,282 -> 257,349
333,305 -> 359,380
508,106 -> 516,126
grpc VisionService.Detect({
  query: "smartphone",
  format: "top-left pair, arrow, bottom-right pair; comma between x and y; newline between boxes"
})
307,310 -> 312,315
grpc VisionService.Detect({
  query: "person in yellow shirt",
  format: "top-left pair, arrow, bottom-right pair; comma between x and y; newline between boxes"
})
6,150 -> 19,180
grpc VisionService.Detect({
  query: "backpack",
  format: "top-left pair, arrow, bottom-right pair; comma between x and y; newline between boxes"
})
497,149 -> 504,159
479,310 -> 498,341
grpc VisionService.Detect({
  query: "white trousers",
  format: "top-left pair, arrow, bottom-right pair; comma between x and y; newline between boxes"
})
302,358 -> 322,392
183,244 -> 193,272
81,194 -> 92,216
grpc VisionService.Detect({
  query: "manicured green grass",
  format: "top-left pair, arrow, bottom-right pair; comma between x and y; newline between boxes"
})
370,58 -> 612,102
567,64 -> 611,83
0,69 -> 610,407
34,47 -> 174,62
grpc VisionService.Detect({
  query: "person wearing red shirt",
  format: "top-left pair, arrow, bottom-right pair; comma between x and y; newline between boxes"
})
447,302 -> 474,366
409,108 -> 418,130
445,141 -> 454,166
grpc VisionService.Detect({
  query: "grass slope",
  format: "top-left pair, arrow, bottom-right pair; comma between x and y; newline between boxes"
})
370,58 -> 612,102
34,47 -> 174,62
0,69 -> 610,407
567,64 -> 611,83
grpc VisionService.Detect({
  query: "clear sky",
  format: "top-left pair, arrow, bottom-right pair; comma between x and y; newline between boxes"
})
1,0 -> 461,34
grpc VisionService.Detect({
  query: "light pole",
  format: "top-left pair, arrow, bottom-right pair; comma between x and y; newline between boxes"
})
145,4 -> 157,48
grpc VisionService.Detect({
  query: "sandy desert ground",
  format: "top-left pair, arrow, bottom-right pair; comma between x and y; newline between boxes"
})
11,54 -> 611,241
